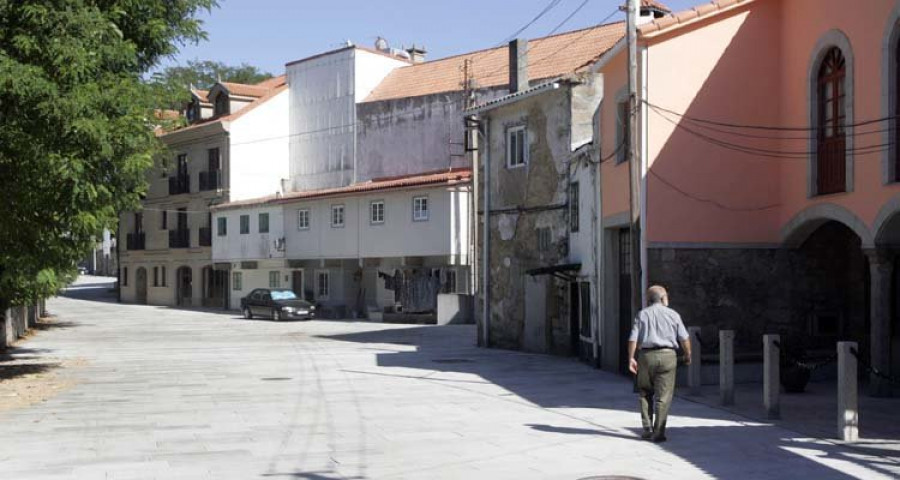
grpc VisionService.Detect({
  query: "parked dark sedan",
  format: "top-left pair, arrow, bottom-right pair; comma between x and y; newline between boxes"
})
240,288 -> 315,321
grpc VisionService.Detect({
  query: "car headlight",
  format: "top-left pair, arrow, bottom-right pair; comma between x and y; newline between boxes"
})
309,306 -> 315,311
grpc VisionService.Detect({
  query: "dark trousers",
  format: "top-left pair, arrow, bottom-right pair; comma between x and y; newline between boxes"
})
637,349 -> 678,437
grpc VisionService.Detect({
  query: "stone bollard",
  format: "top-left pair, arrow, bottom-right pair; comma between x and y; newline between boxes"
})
763,334 -> 780,419
719,330 -> 735,406
688,327 -> 702,395
837,342 -> 859,442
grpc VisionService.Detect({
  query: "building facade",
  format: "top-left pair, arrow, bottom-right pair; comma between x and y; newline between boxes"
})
212,170 -> 472,320
118,76 -> 288,308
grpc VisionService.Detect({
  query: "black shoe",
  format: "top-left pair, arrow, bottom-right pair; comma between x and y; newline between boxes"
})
652,435 -> 667,443
641,429 -> 653,440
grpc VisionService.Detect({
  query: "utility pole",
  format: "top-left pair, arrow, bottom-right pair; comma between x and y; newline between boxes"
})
626,0 -> 642,317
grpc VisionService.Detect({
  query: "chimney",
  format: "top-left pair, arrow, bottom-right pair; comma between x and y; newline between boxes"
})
638,0 -> 671,25
509,38 -> 529,93
405,44 -> 427,64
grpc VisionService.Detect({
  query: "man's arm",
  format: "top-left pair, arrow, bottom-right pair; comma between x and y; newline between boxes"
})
680,337 -> 692,365
627,340 -> 638,374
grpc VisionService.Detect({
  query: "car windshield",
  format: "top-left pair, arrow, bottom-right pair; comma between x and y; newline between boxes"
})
270,290 -> 298,300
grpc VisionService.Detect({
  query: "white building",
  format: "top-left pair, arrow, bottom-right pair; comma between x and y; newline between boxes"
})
212,169 -> 472,319
287,45 -> 411,191
118,76 -> 289,308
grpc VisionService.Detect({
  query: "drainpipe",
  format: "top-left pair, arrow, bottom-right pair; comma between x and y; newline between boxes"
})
639,44 -> 649,300
480,115 -> 491,347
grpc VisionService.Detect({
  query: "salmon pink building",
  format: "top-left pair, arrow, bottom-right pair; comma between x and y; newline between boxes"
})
588,0 -> 900,395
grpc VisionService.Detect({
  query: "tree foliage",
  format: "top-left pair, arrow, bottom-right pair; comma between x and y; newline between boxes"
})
150,60 -> 273,109
0,0 -> 217,307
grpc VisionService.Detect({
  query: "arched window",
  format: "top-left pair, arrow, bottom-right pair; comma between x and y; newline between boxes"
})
816,47 -> 847,195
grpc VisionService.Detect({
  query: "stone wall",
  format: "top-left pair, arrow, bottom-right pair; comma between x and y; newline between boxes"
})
649,222 -> 869,355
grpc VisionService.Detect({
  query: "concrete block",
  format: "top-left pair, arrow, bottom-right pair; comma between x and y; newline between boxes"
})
437,294 -> 474,325
719,330 -> 735,406
763,334 -> 780,419
688,326 -> 702,395
837,341 -> 859,442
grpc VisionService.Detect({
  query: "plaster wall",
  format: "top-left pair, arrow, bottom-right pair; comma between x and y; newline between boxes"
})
212,206 -> 285,262
229,90 -> 289,201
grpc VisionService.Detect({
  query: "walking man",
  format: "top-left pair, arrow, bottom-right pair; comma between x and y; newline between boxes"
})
627,285 -> 691,443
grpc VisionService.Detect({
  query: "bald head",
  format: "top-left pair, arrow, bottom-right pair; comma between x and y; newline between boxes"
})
647,285 -> 668,306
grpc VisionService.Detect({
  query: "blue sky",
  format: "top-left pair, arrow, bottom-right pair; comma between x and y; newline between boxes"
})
162,0 -> 706,75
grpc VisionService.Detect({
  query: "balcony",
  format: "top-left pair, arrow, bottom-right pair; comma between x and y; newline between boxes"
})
199,170 -> 222,192
199,227 -> 212,247
126,232 -> 145,251
169,229 -> 190,249
168,175 -> 190,195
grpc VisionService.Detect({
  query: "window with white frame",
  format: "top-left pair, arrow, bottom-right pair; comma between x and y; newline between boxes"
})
240,214 -> 249,234
232,271 -> 242,291
331,205 -> 345,227
413,196 -> 429,221
217,217 -> 227,236
259,213 -> 269,233
506,125 -> 527,168
297,208 -> 310,230
269,270 -> 280,288
370,200 -> 385,224
317,271 -> 330,299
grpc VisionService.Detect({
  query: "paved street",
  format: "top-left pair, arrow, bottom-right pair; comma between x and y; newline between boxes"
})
0,277 -> 898,479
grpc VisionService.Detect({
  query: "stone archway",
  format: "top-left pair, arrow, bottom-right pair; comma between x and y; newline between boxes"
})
871,199 -> 900,396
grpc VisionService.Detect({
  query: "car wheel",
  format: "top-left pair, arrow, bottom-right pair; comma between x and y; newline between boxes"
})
243,307 -> 253,319
272,309 -> 281,322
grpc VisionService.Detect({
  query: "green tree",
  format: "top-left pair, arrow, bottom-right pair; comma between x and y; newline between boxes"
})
0,0 -> 217,308
149,60 -> 273,110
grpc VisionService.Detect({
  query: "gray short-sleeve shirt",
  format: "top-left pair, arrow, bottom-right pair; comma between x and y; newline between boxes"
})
628,303 -> 689,349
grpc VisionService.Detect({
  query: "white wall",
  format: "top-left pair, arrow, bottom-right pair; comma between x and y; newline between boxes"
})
281,185 -> 469,261
212,206 -> 285,262
229,89 -> 289,202
287,48 -> 406,191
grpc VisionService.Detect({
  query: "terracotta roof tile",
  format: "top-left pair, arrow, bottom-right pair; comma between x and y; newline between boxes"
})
254,75 -> 287,89
192,89 -> 209,103
219,82 -> 269,98
161,80 -> 287,137
213,168 -> 473,211
364,22 -> 625,102
639,0 -> 755,37
642,0 -> 671,12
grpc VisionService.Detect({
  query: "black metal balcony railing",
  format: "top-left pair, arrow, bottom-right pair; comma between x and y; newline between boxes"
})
169,229 -> 190,249
126,232 -> 145,251
199,170 -> 221,192
168,175 -> 190,195
199,227 -> 212,247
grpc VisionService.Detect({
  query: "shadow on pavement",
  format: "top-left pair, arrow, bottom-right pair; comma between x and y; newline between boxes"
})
59,280 -> 118,304
319,325 -> 900,480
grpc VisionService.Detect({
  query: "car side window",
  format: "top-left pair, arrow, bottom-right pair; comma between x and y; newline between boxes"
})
263,293 -> 272,303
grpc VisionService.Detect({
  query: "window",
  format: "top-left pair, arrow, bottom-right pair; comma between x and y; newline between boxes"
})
160,210 -> 167,230
217,217 -> 227,236
269,271 -> 281,288
413,196 -> 429,221
259,213 -> 269,233
617,99 -> 631,164
506,125 -> 527,168
297,208 -> 310,230
331,205 -> 345,227
444,269 -> 458,294
214,93 -> 229,116
233,271 -> 242,291
161,266 -> 167,287
370,200 -> 385,224
240,215 -> 249,234
570,182 -> 580,233
537,227 -> 552,252
153,267 -> 159,287
122,267 -> 128,286
317,271 -> 330,299
816,47 -> 847,195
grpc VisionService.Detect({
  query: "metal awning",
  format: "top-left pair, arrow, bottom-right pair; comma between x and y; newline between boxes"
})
526,263 -> 581,282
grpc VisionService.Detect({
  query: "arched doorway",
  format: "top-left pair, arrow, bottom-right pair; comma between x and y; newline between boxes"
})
175,266 -> 192,307
874,209 -> 900,396
135,267 -> 148,305
792,221 -> 869,353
